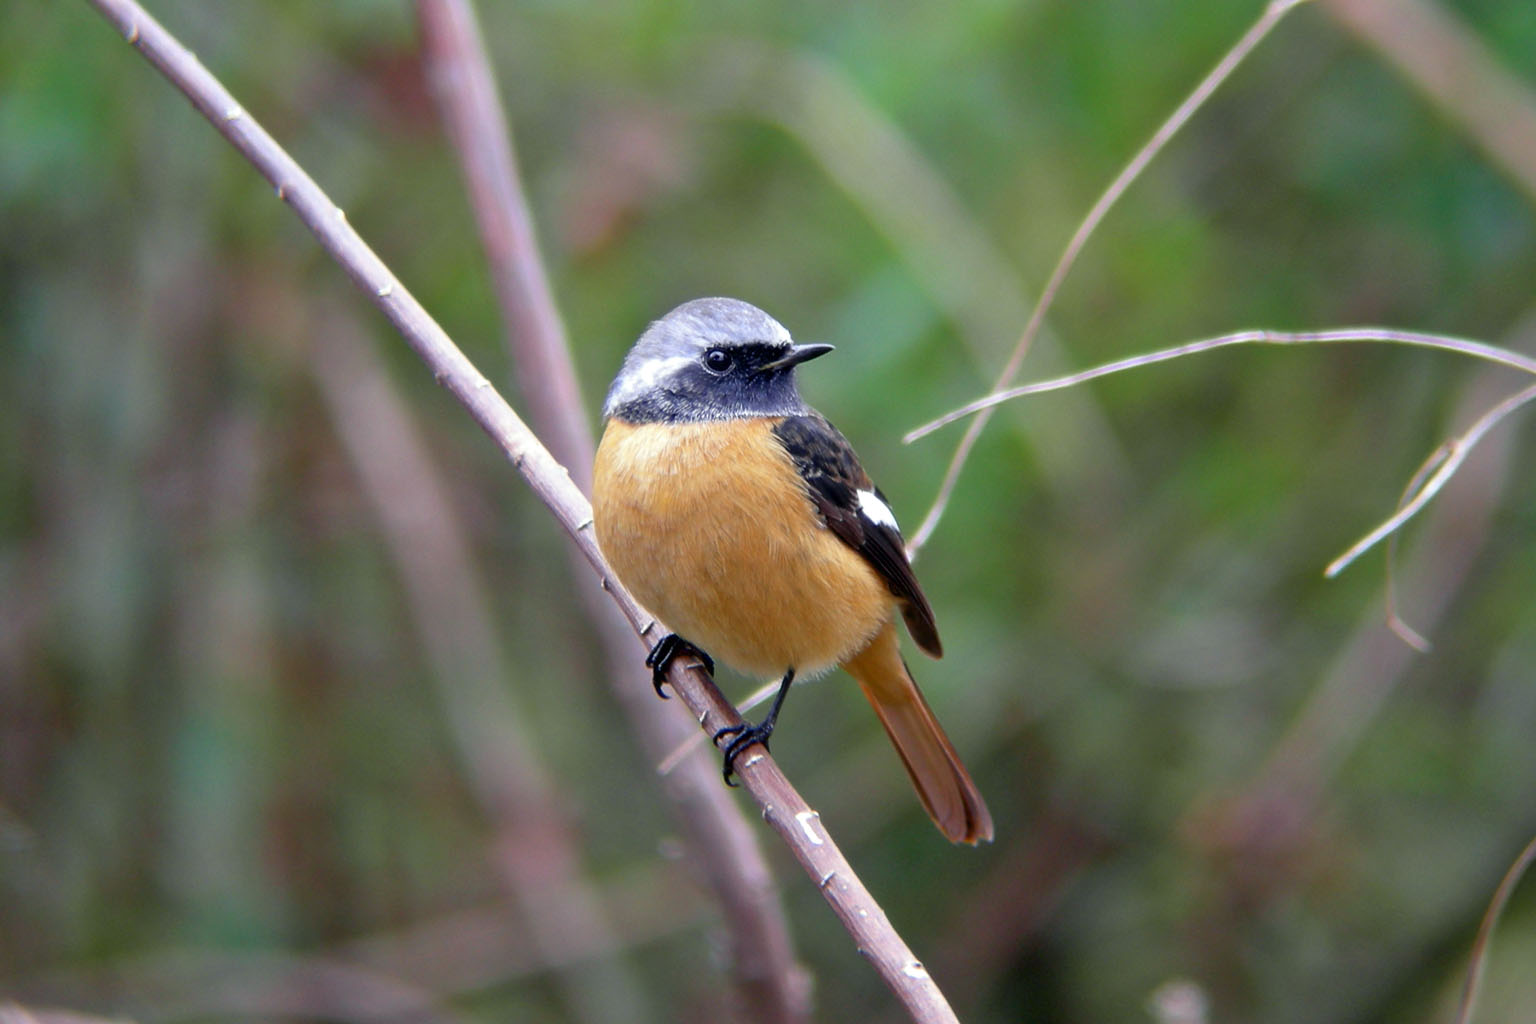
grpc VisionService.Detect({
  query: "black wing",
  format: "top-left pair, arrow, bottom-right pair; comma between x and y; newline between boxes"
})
772,414 -> 942,657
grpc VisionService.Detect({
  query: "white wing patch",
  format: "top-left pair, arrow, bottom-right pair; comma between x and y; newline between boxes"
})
857,489 -> 899,531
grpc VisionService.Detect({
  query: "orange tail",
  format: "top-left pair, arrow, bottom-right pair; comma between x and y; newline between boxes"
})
843,622 -> 994,844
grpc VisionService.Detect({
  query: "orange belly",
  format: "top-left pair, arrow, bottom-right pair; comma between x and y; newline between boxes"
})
592,417 -> 892,678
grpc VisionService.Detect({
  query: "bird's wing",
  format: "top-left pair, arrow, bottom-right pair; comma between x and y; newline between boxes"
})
771,414 -> 941,657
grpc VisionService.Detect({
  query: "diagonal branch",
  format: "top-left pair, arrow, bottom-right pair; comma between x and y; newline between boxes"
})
412,3 -> 807,1019
82,0 -> 955,1019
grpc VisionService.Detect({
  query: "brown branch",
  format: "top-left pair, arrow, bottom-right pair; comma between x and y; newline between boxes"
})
412,0 -> 592,485
308,301 -> 652,1024
411,2 -> 807,1020
82,1 -> 955,1019
332,875 -> 709,992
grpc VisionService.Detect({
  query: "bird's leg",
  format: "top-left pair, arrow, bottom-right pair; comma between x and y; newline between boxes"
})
714,668 -> 796,786
645,633 -> 715,698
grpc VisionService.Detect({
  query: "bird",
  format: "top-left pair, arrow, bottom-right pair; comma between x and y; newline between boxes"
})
592,297 -> 993,844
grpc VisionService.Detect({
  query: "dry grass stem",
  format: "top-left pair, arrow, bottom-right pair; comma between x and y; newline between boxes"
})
905,0 -> 1312,553
1323,382 -> 1536,578
1191,339 -> 1527,875
1382,444 -> 1451,652
1452,834 -> 1536,1024
657,680 -> 781,776
907,327 -> 1536,605
906,327 -> 1536,441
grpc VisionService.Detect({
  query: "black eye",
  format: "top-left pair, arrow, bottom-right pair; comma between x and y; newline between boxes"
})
703,348 -> 733,373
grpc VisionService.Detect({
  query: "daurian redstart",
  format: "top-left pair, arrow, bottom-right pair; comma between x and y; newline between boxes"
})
593,298 -> 993,844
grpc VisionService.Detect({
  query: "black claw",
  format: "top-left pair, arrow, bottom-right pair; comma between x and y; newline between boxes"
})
712,721 -> 775,786
711,667 -> 796,786
644,634 -> 714,697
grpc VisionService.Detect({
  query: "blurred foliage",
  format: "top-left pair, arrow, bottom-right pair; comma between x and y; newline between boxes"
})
4,1 -> 1536,1022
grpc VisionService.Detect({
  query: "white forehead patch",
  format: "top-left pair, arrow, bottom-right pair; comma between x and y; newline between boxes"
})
604,353 -> 693,416
857,489 -> 899,531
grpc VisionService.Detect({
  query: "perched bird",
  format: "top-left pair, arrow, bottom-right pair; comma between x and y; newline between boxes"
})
592,298 -> 993,844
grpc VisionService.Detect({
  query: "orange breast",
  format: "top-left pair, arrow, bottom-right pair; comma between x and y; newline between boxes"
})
592,418 -> 893,678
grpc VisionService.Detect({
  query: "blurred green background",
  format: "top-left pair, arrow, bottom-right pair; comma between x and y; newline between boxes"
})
4,1 -> 1536,1021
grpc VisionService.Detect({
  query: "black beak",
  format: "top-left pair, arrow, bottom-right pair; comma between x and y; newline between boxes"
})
758,343 -> 834,373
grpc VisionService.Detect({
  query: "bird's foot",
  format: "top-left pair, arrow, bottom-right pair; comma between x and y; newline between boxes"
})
711,667 -> 795,786
712,718 -> 774,787
644,633 -> 714,698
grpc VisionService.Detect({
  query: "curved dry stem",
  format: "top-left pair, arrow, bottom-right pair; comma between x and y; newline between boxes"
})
413,0 -> 592,484
1453,834 -> 1536,1024
1383,442 -> 1451,652
18,952 -> 472,1024
83,1 -> 953,1019
908,326 -> 1536,633
907,327 -> 1536,442
906,0 -> 1312,552
1324,382 -> 1536,577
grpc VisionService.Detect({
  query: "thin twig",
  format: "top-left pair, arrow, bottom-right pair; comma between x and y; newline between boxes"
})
0,1006 -> 135,1024
905,0 -> 1312,553
1323,382 -> 1536,577
83,1 -> 952,1019
413,3 -> 807,1019
1383,443 -> 1450,651
907,328 -> 1536,442
1453,834 -> 1536,1024
27,871 -> 713,1010
905,327 -> 1536,592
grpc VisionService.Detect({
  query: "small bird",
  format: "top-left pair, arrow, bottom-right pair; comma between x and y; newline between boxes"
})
592,298 -> 993,844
